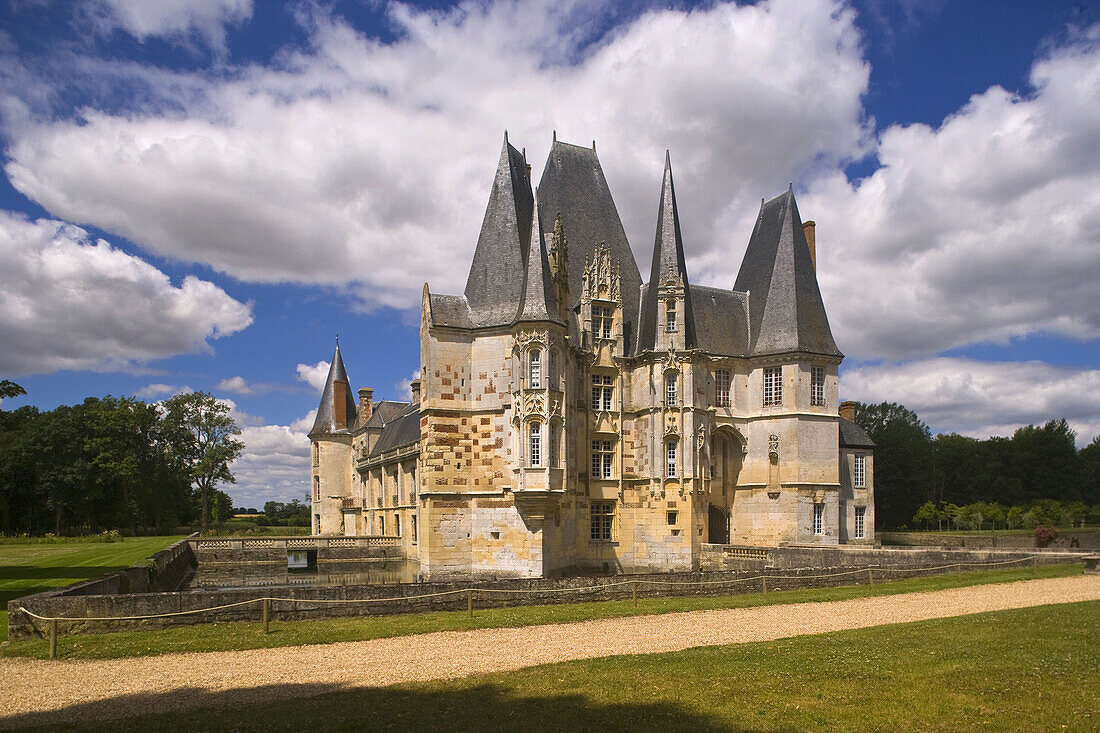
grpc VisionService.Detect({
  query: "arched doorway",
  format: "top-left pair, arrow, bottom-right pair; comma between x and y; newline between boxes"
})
710,427 -> 745,544
708,503 -> 729,544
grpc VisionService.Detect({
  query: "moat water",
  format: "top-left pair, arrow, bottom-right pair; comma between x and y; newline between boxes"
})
185,558 -> 421,590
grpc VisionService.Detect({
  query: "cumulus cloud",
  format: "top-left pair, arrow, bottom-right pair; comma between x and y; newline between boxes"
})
0,211 -> 253,376
395,370 -> 422,401
132,383 -> 192,400
216,376 -> 253,394
91,0 -> 252,52
3,0 -> 870,311
296,361 -> 330,393
230,420 -> 311,505
843,357 -> 1100,447
805,24 -> 1100,359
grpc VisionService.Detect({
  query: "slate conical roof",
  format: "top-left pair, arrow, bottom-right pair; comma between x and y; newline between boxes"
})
732,188 -> 842,358
537,139 -> 642,349
308,342 -> 359,437
515,196 -> 564,325
637,151 -> 696,353
464,135 -> 534,327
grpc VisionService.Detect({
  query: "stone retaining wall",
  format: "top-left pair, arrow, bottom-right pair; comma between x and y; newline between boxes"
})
7,546 -> 1079,641
880,530 -> 1100,550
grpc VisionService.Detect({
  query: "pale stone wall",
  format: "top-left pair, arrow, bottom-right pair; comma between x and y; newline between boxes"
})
311,436 -> 353,536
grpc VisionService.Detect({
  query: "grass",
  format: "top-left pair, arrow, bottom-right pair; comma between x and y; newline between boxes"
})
0,535 -> 184,643
2,562 -> 1081,661
42,599 -> 1100,732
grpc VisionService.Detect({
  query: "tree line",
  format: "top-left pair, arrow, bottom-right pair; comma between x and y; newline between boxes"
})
852,402 -> 1100,530
0,384 -> 242,535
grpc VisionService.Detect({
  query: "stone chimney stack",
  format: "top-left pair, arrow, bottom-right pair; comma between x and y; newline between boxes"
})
410,379 -> 421,404
839,400 -> 857,423
358,387 -> 373,423
803,220 -> 816,271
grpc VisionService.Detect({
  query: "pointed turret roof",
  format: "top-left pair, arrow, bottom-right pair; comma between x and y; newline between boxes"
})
732,188 -> 842,358
464,134 -> 534,327
637,151 -> 696,353
537,139 -> 642,349
515,196 -> 564,325
308,341 -> 359,437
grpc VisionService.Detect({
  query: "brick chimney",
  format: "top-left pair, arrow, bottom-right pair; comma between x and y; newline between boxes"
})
333,380 -> 348,429
803,220 -> 816,271
358,387 -> 373,423
410,379 -> 421,404
839,400 -> 857,423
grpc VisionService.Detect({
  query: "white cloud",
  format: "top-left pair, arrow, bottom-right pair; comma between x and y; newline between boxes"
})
133,383 -> 192,400
92,0 -> 252,52
395,370 -> 422,401
230,419 -> 311,505
0,211 -> 253,376
805,24 -> 1100,359
296,361 -> 330,393
216,375 -> 253,394
843,357 -> 1100,447
4,0 -> 870,312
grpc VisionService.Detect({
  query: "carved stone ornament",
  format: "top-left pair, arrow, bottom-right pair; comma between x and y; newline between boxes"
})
697,426 -> 707,449
662,346 -> 680,371
513,330 -> 550,351
581,242 -> 622,305
768,434 -> 780,458
658,260 -> 684,290
664,412 -> 679,436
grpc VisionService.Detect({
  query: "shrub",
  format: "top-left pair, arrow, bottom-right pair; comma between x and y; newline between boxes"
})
1034,525 -> 1059,547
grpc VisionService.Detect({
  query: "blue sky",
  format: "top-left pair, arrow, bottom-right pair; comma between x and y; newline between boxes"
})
1,0 -> 1098,507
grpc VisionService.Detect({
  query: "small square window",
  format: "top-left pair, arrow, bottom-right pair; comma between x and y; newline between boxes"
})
667,511 -> 678,525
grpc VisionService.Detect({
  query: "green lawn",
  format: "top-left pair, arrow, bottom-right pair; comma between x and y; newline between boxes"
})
48,599 -> 1100,732
2,563 -> 1081,660
0,535 -> 183,642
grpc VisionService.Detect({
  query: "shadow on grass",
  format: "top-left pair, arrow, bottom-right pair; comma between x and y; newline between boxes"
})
0,680 -> 770,733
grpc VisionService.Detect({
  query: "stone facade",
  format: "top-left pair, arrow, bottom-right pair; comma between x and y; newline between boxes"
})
310,134 -> 876,579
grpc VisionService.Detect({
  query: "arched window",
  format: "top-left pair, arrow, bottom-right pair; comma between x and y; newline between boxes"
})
529,421 -> 542,466
529,349 -> 542,389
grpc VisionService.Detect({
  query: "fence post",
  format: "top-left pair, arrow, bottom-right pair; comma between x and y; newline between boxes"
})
49,618 -> 58,660
467,588 -> 473,618
632,580 -> 638,609
1033,555 -> 1039,570
868,568 -> 874,587
762,575 -> 767,595
263,598 -> 270,634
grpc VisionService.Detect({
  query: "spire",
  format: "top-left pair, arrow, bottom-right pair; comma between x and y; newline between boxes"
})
515,196 -> 563,325
464,134 -> 534,326
308,341 -> 359,437
637,151 -> 695,352
732,188 -> 841,358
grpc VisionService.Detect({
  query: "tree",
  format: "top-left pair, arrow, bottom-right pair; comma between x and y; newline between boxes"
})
0,380 -> 26,402
162,392 -> 243,533
1080,435 -> 1100,504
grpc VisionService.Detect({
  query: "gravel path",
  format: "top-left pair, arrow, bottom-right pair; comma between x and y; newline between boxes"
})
2,574 -> 1097,729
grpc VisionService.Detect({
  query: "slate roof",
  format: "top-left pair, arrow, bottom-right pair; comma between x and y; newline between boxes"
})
427,293 -> 474,329
368,402 -> 421,456
839,418 -> 875,448
308,344 -> 359,437
515,197 -> 564,324
688,285 -> 750,357
537,140 -> 642,351
637,152 -> 696,353
463,137 -> 534,327
363,400 -> 411,429
732,188 -> 842,358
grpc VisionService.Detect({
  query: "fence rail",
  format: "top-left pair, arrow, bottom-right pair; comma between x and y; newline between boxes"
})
16,554 -> 1073,659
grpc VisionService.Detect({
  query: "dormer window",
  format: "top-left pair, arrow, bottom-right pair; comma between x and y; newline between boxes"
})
593,304 -> 613,339
666,300 -> 677,332
529,349 -> 541,389
665,373 -> 678,407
